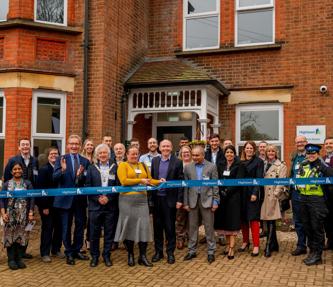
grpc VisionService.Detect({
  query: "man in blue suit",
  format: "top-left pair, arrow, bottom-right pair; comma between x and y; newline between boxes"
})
53,134 -> 90,265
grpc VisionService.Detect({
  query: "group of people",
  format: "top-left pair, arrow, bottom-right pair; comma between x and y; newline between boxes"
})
0,133 -> 333,271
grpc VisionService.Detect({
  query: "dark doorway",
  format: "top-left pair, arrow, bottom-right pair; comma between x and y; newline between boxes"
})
157,126 -> 192,149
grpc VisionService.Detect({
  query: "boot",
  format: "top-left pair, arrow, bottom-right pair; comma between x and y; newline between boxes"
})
264,221 -> 273,258
304,251 -> 322,266
270,221 -> 279,252
16,244 -> 27,269
7,246 -> 18,270
138,242 -> 153,267
124,240 -> 135,267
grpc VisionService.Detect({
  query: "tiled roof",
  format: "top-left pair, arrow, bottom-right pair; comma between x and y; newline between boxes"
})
125,60 -> 228,95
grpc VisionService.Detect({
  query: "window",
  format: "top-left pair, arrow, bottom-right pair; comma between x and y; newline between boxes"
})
0,92 -> 5,176
34,0 -> 67,26
236,0 -> 274,46
0,0 -> 9,21
32,91 -> 66,160
183,0 -> 220,51
236,104 -> 283,159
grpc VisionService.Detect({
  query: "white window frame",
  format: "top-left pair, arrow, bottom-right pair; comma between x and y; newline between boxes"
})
34,0 -> 68,26
235,0 -> 275,47
31,91 -> 66,155
236,103 -> 284,159
0,91 -> 5,138
183,0 -> 220,51
0,0 -> 9,22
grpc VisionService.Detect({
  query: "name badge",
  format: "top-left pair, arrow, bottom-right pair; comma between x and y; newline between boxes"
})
145,161 -> 151,167
202,176 -> 210,180
325,158 -> 331,163
83,171 -> 87,176
223,170 -> 231,176
294,163 -> 300,171
108,174 -> 115,180
135,169 -> 142,174
33,169 -> 38,176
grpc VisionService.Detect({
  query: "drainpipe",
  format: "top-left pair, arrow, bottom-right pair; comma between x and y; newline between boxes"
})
121,88 -> 130,143
82,0 -> 89,140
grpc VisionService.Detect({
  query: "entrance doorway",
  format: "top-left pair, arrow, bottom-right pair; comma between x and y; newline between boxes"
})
157,126 -> 192,150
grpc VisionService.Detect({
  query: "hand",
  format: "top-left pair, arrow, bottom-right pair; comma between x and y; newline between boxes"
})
61,157 -> 67,172
43,209 -> 49,215
211,204 -> 218,212
141,178 -> 151,185
76,165 -> 84,177
98,195 -> 108,205
159,178 -> 166,183
2,213 -> 9,223
250,195 -> 257,202
176,202 -> 183,209
183,205 -> 190,212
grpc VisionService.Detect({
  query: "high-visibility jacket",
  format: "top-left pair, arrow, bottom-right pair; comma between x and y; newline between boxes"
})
297,164 -> 324,196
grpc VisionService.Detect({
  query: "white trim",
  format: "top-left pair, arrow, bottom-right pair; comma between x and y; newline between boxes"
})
0,91 -> 5,137
235,0 -> 275,47
31,90 -> 66,155
34,0 -> 68,26
183,0 -> 220,51
236,103 -> 284,159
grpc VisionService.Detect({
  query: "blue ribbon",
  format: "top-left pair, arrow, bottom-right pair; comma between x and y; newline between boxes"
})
0,177 -> 332,198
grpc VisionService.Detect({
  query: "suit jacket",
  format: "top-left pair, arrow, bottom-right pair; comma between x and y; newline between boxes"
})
150,154 -> 184,208
35,162 -> 58,210
53,153 -> 90,209
4,154 -> 39,187
205,148 -> 225,166
85,161 -> 119,211
184,160 -> 219,209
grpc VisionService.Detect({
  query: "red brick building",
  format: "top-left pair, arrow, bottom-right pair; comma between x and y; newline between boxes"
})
0,0 -> 332,173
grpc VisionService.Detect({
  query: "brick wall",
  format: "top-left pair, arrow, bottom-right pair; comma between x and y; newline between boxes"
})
0,37 -> 3,59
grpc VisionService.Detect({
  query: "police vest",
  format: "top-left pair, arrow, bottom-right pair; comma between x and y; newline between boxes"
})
297,164 -> 324,196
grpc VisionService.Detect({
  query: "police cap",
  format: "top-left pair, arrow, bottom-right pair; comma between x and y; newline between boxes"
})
305,143 -> 321,154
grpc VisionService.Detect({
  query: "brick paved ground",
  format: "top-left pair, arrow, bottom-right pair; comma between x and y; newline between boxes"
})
0,223 -> 332,287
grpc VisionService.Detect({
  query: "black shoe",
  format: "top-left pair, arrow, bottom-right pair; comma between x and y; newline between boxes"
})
138,255 -> 153,267
8,260 -> 18,270
75,252 -> 89,260
128,253 -> 135,267
167,254 -> 175,264
207,254 -> 215,264
66,256 -> 75,265
103,256 -> 112,267
22,253 -> 33,259
183,253 -> 196,261
152,252 -> 164,262
251,252 -> 259,257
291,248 -> 307,256
238,243 -> 250,252
16,260 -> 26,269
304,253 -> 322,266
90,258 -> 98,267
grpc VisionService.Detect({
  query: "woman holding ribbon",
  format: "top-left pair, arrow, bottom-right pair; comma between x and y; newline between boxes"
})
85,143 -> 118,267
1,161 -> 34,270
115,147 -> 162,267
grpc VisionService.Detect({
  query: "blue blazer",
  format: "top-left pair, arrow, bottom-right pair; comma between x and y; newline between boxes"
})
85,161 -> 119,211
53,153 -> 90,209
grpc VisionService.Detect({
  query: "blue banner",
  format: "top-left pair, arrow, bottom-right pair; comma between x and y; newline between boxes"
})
0,177 -> 332,198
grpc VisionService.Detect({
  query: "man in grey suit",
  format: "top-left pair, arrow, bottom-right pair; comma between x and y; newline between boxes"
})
183,146 -> 219,264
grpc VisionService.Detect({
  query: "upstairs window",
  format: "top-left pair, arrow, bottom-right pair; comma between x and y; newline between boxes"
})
35,0 -> 67,26
183,0 -> 220,51
0,0 -> 9,22
236,0 -> 274,46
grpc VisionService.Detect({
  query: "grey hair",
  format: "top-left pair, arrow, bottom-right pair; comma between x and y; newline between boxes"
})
94,143 -> 110,159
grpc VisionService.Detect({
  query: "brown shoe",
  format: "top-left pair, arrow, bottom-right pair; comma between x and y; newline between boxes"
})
177,240 -> 184,250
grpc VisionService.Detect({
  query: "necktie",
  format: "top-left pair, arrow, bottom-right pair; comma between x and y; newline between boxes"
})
74,155 -> 79,177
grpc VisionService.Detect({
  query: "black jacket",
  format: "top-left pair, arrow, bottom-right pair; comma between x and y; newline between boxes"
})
205,148 -> 226,166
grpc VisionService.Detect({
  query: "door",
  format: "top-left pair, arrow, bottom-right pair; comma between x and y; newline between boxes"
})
157,126 -> 192,150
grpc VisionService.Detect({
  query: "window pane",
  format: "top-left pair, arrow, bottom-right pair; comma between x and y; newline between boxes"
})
0,0 -> 9,21
238,0 -> 272,7
36,0 -> 65,24
188,0 -> 216,14
240,110 -> 279,141
186,16 -> 218,49
37,97 -> 61,134
33,139 -> 62,165
237,9 -> 273,45
0,139 -> 4,176
0,97 -> 3,134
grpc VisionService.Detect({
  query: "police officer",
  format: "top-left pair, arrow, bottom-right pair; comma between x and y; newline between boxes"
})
297,143 -> 333,265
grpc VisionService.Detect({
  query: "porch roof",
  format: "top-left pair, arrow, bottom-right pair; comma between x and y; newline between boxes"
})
125,59 -> 229,95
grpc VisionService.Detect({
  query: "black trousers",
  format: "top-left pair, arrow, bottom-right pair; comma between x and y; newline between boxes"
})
39,207 -> 62,256
299,195 -> 328,254
153,196 -> 176,255
89,209 -> 118,259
